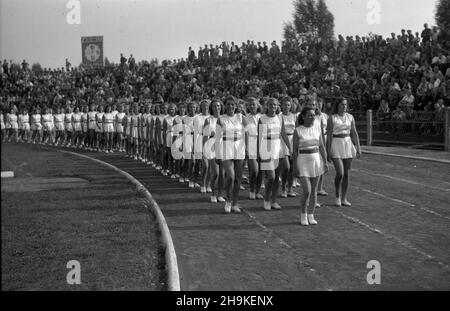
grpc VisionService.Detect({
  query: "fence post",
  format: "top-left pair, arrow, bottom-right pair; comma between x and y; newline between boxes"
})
445,107 -> 450,152
366,109 -> 373,146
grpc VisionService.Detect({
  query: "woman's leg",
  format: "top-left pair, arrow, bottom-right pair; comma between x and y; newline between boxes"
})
332,158 -> 344,201
201,158 -> 209,190
299,176 -> 312,214
208,159 -> 219,197
308,177 -> 320,215
248,158 -> 259,196
280,157 -> 290,196
222,160 -> 235,203
271,163 -> 282,204
232,159 -> 244,207
264,169 -> 275,203
341,158 -> 353,204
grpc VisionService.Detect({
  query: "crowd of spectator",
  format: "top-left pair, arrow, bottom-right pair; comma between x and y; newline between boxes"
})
1,23 -> 449,137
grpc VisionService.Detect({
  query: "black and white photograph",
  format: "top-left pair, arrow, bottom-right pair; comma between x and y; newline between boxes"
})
1,0 -> 450,295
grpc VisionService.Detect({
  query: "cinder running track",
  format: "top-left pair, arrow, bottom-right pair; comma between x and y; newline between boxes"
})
4,143 -> 450,290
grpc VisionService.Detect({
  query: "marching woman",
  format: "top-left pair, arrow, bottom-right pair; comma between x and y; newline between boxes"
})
64,106 -> 74,147
316,97 -> 329,197
162,104 -> 178,178
258,98 -> 291,211
203,99 -> 226,203
87,104 -> 97,151
144,105 -> 154,163
158,104 -> 169,169
280,96 -> 297,198
103,105 -> 115,153
122,106 -> 133,157
71,106 -> 82,148
42,106 -> 55,145
54,107 -> 65,146
111,103 -> 119,150
18,107 -> 30,143
216,95 -> 248,213
30,106 -> 43,144
182,101 -> 198,186
151,105 -> 162,169
193,99 -> 210,193
115,104 -> 126,152
80,105 -> 89,149
130,105 -> 140,160
6,107 -> 19,142
326,98 -> 361,207
147,105 -> 157,166
245,97 -> 263,200
172,103 -> 186,181
1,108 -> 6,142
140,105 -> 150,162
293,107 -> 328,226
95,105 -> 105,151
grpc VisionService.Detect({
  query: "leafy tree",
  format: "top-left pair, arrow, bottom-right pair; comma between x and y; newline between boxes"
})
435,0 -> 450,48
285,0 -> 334,42
31,63 -> 43,73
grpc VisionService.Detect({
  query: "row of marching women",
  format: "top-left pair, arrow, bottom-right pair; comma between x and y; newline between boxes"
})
1,95 -> 361,226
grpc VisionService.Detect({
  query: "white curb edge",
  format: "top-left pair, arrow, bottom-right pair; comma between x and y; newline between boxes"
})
1,171 -> 14,178
362,150 -> 450,164
59,150 -> 181,291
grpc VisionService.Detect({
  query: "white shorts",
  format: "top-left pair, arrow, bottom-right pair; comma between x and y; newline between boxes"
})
103,123 -> 114,133
296,153 -> 325,178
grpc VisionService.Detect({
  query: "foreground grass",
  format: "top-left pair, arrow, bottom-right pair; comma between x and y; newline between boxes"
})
1,143 -> 166,290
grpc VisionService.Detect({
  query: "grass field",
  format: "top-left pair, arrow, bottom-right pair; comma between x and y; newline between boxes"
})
1,143 -> 166,291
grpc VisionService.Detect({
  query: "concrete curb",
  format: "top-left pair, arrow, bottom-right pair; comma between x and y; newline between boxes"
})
59,150 -> 181,291
362,150 -> 450,165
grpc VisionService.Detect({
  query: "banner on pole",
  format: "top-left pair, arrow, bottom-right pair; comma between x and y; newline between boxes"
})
81,36 -> 103,67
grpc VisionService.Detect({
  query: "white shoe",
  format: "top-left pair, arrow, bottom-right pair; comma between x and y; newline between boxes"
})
308,214 -> 318,225
175,174 -> 180,178
260,184 -> 265,189
300,213 -> 309,226
134,156 -> 138,160
271,202 -> 282,210
240,185 -> 245,190
249,192 -> 256,200
194,183 -> 201,188
200,186 -> 206,193
280,191 -> 287,198
318,190 -> 328,196
206,186 -> 212,193
224,202 -> 231,213
287,191 -> 297,197
335,197 -> 342,207
188,181 -> 194,188
256,193 -> 264,200
179,178 -> 184,183
315,203 -> 321,208
231,205 -> 242,213
217,196 -> 226,203
342,199 -> 352,206
170,174 -> 176,179
263,201 -> 271,211
210,196 -> 217,203
184,178 -> 190,183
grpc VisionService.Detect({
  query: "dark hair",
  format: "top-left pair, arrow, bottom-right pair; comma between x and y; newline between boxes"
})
208,99 -> 223,115
332,97 -> 348,114
297,107 -> 315,126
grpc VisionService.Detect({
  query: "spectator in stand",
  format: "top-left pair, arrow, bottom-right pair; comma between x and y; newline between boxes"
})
421,24 -> 431,46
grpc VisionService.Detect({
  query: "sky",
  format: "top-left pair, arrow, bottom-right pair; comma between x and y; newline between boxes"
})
0,0 -> 438,69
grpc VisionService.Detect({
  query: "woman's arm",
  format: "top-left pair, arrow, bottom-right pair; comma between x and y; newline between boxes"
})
350,115 -> 361,158
292,129 -> 300,177
318,134 -> 328,173
280,119 -> 291,155
326,116 -> 333,162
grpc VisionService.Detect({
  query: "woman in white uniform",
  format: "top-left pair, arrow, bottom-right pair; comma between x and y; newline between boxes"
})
172,103 -> 186,181
122,106 -> 132,157
316,97 -> 329,197
326,98 -> 361,207
18,107 -> 30,143
80,105 -> 89,148
245,97 -> 263,200
30,106 -> 42,144
130,105 -> 140,160
182,102 -> 198,186
0,109 -> 6,142
115,104 -> 126,152
95,105 -> 105,151
280,96 -> 297,198
103,105 -> 115,153
258,98 -> 291,211
193,100 -> 210,193
54,107 -> 64,146
6,108 -> 19,142
42,107 -> 55,145
140,105 -> 150,162
87,105 -> 97,150
203,99 -> 225,203
64,107 -> 74,147
72,106 -> 82,148
162,104 -> 177,178
293,107 -> 328,226
216,95 -> 248,213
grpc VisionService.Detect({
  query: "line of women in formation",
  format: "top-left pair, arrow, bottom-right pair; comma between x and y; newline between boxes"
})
1,96 -> 361,226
